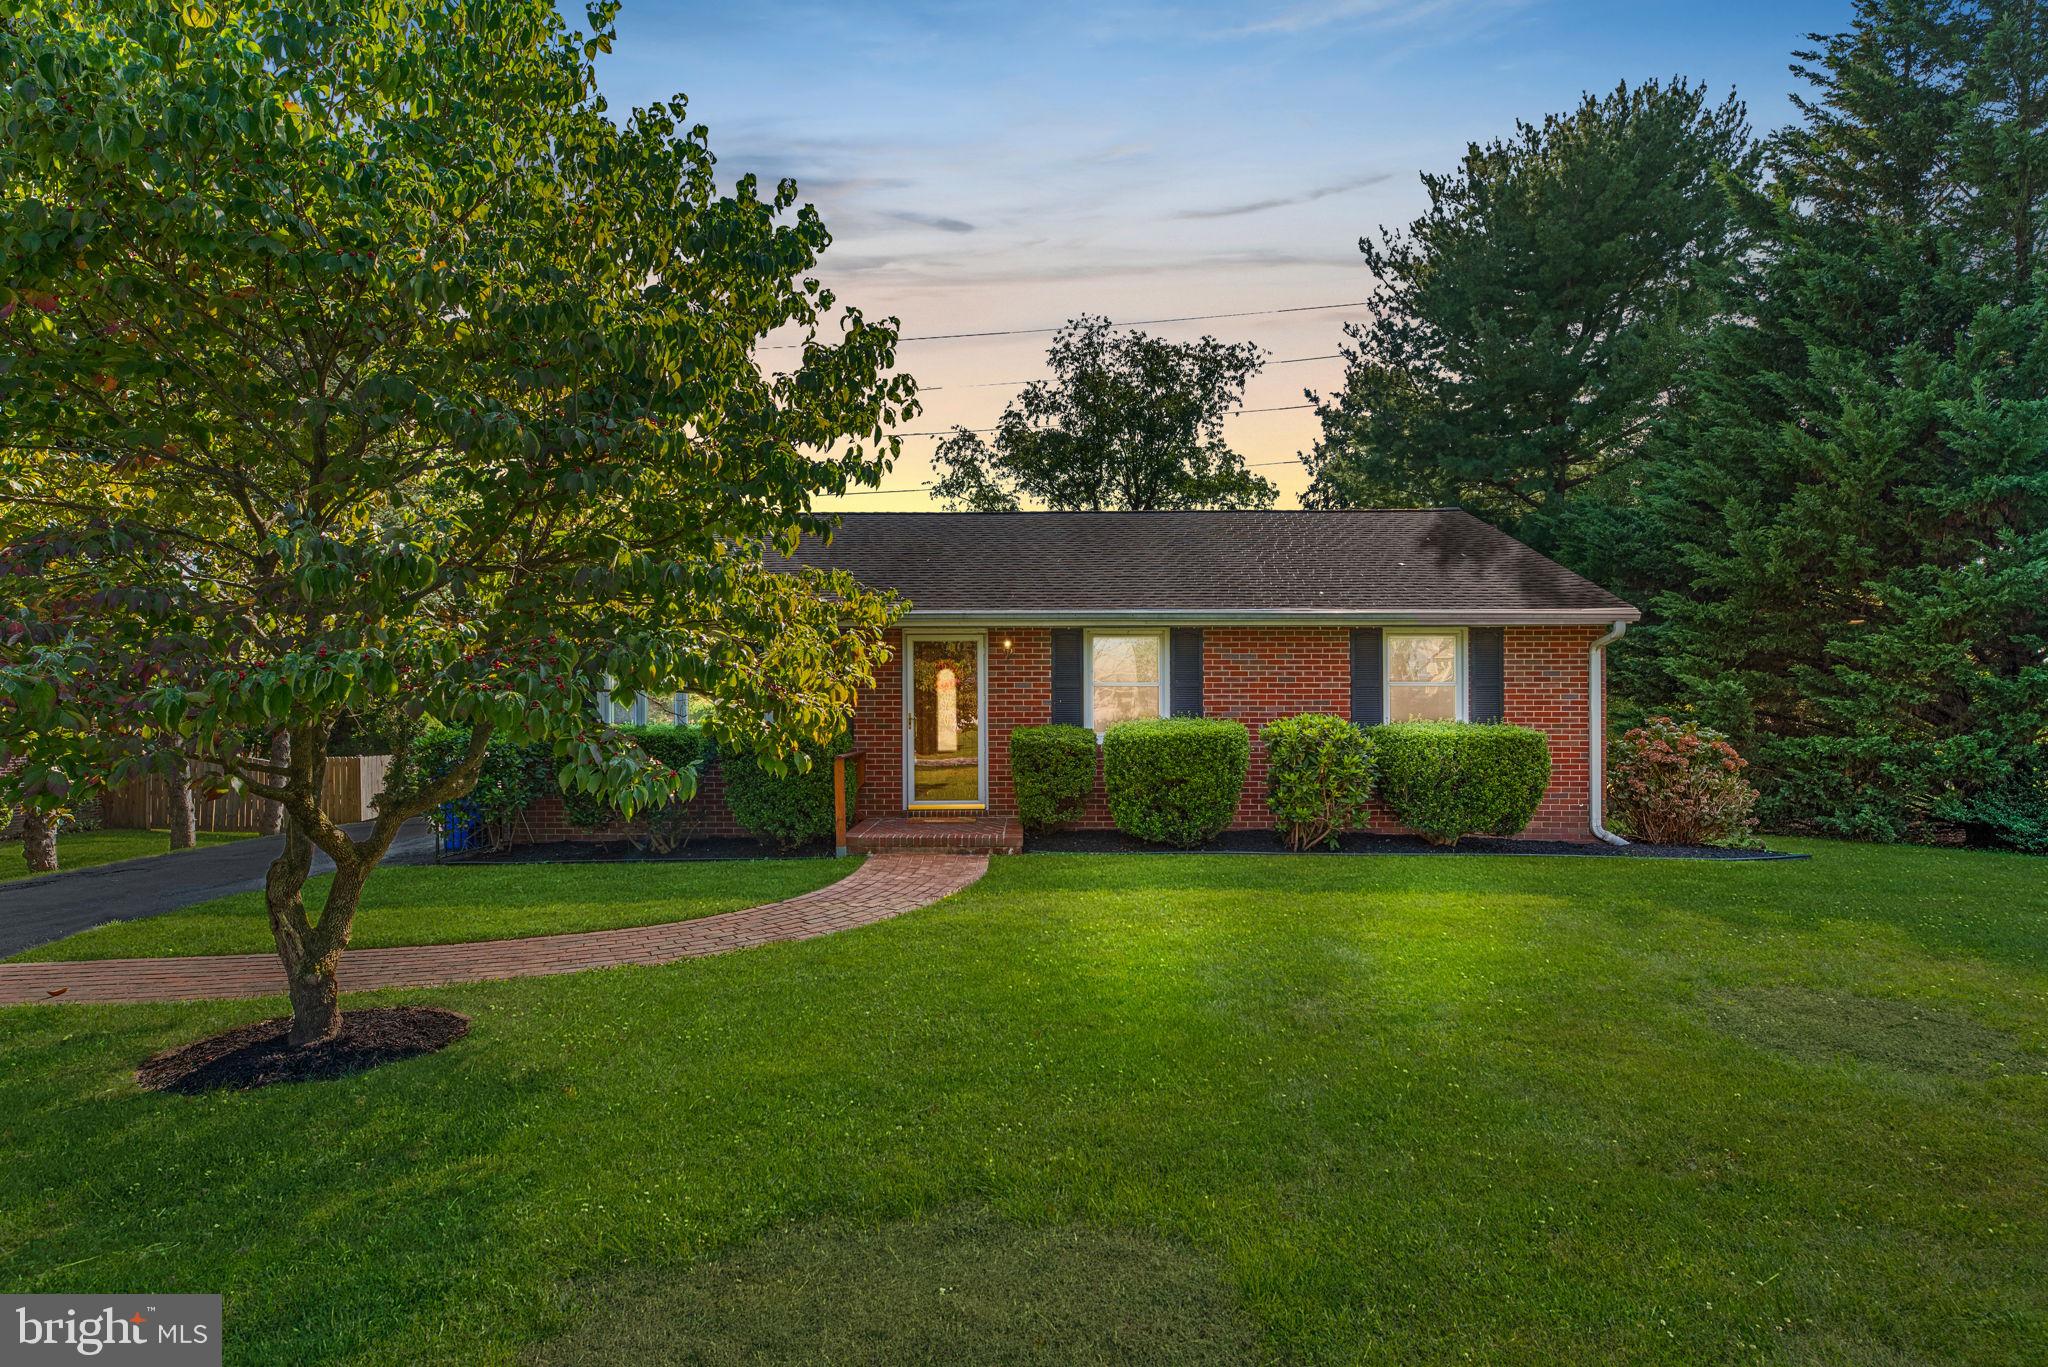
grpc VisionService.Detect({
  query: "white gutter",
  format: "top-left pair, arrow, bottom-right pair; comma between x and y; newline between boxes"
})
1589,620 -> 1629,846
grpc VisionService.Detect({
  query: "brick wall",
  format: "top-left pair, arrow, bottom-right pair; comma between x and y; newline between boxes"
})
508,622 -> 1605,846
1199,627 -> 1355,829
849,628 -> 906,823
1501,624 -> 1601,841
987,629 -> 1054,819
517,760 -> 750,843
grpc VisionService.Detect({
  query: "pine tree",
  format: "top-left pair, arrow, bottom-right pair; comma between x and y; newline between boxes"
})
1303,79 -> 1755,557
1642,0 -> 2048,843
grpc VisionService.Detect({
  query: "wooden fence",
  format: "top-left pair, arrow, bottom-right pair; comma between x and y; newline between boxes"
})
101,755 -> 392,833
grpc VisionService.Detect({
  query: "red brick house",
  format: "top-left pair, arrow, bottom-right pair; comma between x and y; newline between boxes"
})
774,509 -> 1640,849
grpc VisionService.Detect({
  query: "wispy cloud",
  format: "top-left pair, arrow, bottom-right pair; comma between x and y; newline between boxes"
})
1073,140 -> 1153,165
1234,0 -> 1514,37
881,209 -> 978,234
821,245 -> 1346,287
1173,172 -> 1392,220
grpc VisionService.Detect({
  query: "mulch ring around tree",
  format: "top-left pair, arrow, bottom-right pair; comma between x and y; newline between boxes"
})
135,1006 -> 471,1095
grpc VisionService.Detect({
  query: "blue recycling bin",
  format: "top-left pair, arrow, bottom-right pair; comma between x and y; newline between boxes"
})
437,799 -> 485,854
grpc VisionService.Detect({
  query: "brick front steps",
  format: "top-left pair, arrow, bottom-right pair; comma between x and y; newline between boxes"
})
0,852 -> 987,1007
845,815 -> 1023,855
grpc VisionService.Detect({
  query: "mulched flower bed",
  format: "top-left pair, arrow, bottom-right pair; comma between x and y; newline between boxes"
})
448,832 -> 1799,862
447,836 -> 828,864
1021,829 -> 1804,860
135,1006 -> 471,1094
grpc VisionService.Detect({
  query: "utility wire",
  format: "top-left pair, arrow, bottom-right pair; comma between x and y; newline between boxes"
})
888,401 -> 1315,440
922,352 -> 1342,393
759,300 -> 1369,352
831,454 -> 1311,499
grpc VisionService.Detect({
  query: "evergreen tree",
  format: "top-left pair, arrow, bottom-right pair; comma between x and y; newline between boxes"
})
1303,79 -> 1755,557
1641,0 -> 2048,844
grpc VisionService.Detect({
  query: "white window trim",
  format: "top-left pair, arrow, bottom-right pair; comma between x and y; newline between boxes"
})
1083,628 -> 1171,737
595,688 -> 691,726
1381,627 -> 1468,724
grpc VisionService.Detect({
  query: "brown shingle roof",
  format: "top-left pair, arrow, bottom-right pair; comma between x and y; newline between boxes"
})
776,509 -> 1638,623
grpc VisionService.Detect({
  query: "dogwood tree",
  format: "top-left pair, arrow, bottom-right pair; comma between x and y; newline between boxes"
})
0,0 -> 913,1043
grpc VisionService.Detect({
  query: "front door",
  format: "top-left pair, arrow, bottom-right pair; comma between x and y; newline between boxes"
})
904,634 -> 986,809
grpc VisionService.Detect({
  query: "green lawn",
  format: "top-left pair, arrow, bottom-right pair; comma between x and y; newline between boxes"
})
8,859 -> 856,961
0,828 -> 251,883
2,840 -> 2045,1365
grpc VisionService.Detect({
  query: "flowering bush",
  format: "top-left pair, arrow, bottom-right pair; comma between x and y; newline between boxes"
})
1609,716 -> 1759,846
1262,714 -> 1376,850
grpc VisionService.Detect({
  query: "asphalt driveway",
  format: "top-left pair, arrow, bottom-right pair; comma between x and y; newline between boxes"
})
0,820 -> 436,958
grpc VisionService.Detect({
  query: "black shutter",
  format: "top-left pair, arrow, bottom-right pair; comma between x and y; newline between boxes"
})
1050,628 -> 1084,726
1169,628 -> 1204,717
1468,627 -> 1505,723
1350,627 -> 1383,725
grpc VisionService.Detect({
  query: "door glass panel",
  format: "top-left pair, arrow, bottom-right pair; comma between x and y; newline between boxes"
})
910,638 -> 982,804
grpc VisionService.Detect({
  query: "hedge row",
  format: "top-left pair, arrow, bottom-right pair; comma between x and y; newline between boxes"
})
1011,716 -> 1555,848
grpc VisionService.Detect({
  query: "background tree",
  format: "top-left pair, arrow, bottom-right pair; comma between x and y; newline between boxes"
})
932,315 -> 1276,511
1303,79 -> 1755,561
0,0 -> 914,1043
166,754 -> 197,850
1634,0 -> 2048,842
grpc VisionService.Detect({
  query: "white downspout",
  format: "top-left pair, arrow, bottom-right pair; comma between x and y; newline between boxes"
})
1589,620 -> 1629,846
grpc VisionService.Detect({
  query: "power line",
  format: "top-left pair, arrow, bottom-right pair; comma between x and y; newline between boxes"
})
889,401 -> 1316,440
759,300 -> 1369,352
831,455 -> 1309,499
923,352 -> 1342,393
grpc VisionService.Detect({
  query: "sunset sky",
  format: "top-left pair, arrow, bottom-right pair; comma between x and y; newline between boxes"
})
596,0 -> 1849,509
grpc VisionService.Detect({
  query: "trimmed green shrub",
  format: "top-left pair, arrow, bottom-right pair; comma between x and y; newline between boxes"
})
562,724 -> 714,829
721,733 -> 856,852
1102,717 -> 1249,847
386,725 -> 554,848
1262,714 -> 1376,850
1010,724 -> 1098,830
1609,716 -> 1759,847
1373,722 -> 1549,847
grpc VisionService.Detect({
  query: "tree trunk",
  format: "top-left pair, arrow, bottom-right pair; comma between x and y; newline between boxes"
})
266,815 -> 357,1046
265,817 -> 322,1040
20,807 -> 57,874
167,754 -> 197,850
259,723 -> 488,1048
259,731 -> 290,836
285,955 -> 342,1046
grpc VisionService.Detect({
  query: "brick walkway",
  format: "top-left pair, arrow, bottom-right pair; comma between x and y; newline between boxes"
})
0,853 -> 987,1007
